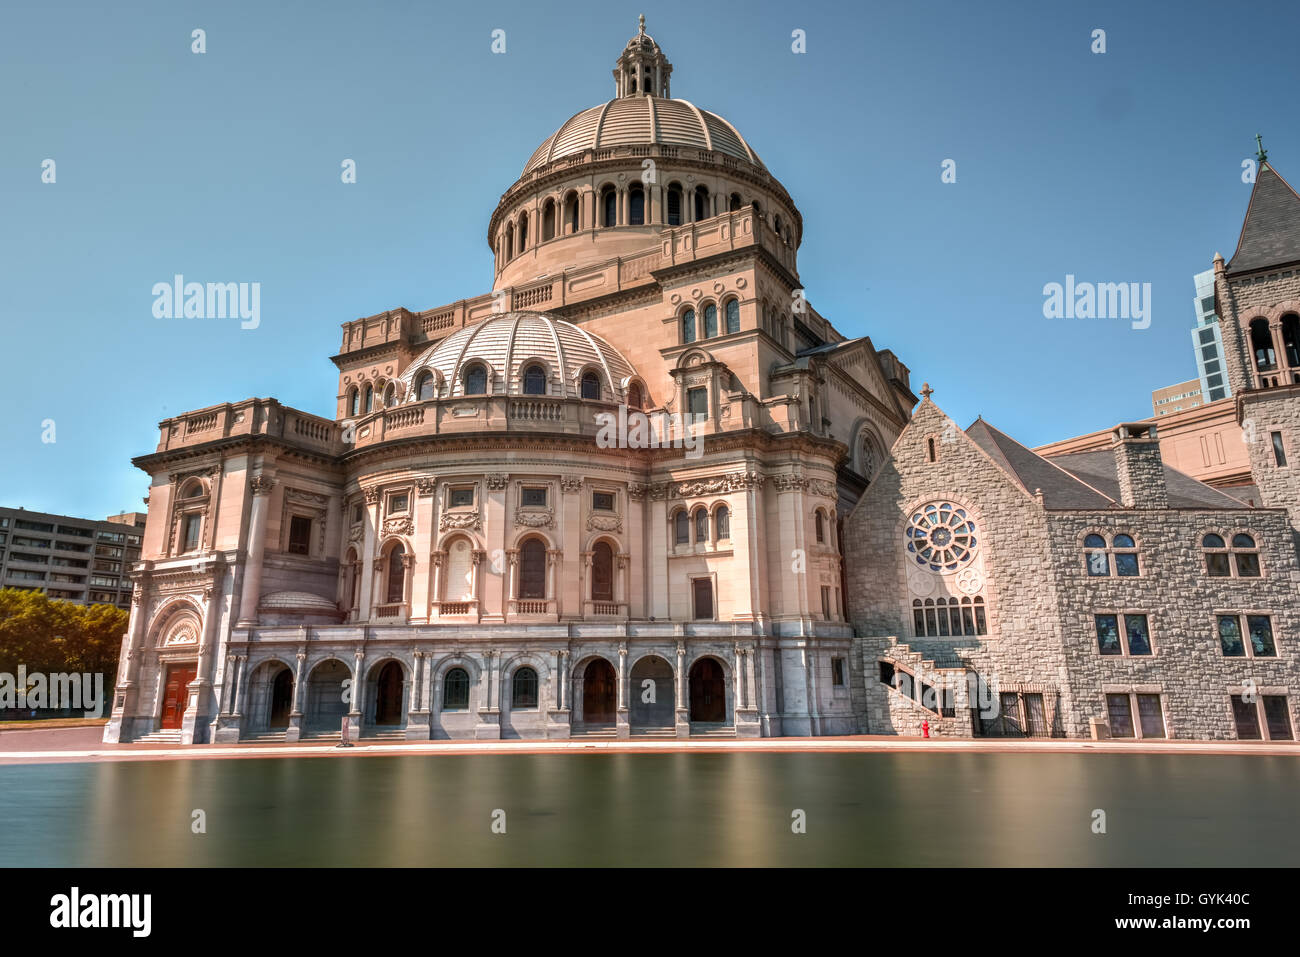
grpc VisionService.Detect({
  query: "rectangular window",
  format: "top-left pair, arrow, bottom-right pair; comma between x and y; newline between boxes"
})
878,661 -> 895,687
1263,696 -> 1293,740
183,514 -> 201,551
821,585 -> 831,621
388,492 -> 409,514
831,658 -> 845,687
1246,615 -> 1277,656
521,487 -> 548,508
1218,615 -> 1245,656
288,516 -> 312,555
1106,694 -> 1134,738
1203,358 -> 1221,373
691,577 -> 714,620
1272,431 -> 1287,466
352,503 -> 364,524
1136,694 -> 1165,738
1114,552 -> 1139,577
686,387 -> 708,417
15,520 -> 54,532
449,487 -> 475,508
1201,344 -> 1217,361
1198,327 -> 1216,344
1125,615 -> 1152,655
592,491 -> 615,511
1231,695 -> 1262,740
1094,614 -> 1122,655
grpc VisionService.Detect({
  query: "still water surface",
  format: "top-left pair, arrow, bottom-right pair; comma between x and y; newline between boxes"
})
1,752 -> 1297,866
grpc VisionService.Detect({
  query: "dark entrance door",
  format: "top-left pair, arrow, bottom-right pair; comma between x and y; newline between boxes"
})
160,664 -> 196,730
269,668 -> 293,729
689,658 -> 725,722
374,662 -> 403,726
582,659 -> 616,724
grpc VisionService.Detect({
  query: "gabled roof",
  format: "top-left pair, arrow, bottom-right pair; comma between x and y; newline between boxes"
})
1044,450 -> 1249,510
1226,163 -> 1300,275
964,418 -> 1115,509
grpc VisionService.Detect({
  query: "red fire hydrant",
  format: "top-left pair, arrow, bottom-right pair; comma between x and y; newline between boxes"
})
921,719 -> 930,739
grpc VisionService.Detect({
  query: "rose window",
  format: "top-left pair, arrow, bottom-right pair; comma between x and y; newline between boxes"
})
905,503 -> 977,573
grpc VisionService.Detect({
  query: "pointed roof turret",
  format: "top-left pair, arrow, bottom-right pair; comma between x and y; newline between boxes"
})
1226,145 -> 1300,275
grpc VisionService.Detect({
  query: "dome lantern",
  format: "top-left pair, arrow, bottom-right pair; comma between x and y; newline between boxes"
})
614,14 -> 671,98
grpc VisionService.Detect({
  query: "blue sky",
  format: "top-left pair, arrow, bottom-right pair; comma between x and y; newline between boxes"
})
1,0 -> 1296,519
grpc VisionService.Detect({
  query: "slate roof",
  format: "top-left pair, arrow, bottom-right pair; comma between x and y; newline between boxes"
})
1226,163 -> 1300,275
964,417 -> 1251,511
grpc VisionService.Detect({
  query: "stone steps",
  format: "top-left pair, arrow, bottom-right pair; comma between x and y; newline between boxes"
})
133,729 -> 183,745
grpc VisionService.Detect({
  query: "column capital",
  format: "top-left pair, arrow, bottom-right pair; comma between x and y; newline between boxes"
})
249,473 -> 276,496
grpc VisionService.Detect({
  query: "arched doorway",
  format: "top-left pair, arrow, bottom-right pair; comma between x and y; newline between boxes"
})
304,659 -> 349,735
629,656 -> 674,730
373,661 -> 404,726
581,658 -> 616,725
689,658 -> 727,723
269,668 -> 293,729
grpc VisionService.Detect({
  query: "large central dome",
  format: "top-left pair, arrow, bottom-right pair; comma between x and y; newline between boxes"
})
522,97 -> 764,176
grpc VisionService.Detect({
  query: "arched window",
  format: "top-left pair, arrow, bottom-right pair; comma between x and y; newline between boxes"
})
667,184 -> 683,226
580,371 -> 601,400
541,201 -> 555,241
694,185 -> 709,221
1203,532 -> 1259,577
442,668 -> 469,710
715,505 -> 730,540
416,370 -> 435,401
815,511 -> 825,543
703,303 -> 718,338
504,223 -> 515,261
1231,533 -> 1261,577
383,382 -> 396,407
627,381 -> 643,409
681,308 -> 696,343
363,384 -> 374,413
602,186 -> 618,227
1251,318 -> 1276,371
518,538 -> 547,599
729,192 -> 741,212
1084,534 -> 1109,576
1112,534 -> 1139,576
674,509 -> 690,545
694,507 -> 708,543
463,364 -> 488,395
511,667 -> 538,708
564,192 -> 580,234
751,200 -> 762,220
774,213 -> 784,237
591,541 -> 614,602
348,387 -> 360,417
629,184 -> 645,226
385,542 -> 406,604
724,298 -> 740,335
1283,314 -> 1300,368
518,211 -> 529,253
523,363 -> 547,395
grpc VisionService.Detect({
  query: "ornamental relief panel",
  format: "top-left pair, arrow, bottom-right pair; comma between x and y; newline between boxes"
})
441,511 -> 482,532
586,514 -> 623,533
382,516 -> 414,537
515,509 -> 555,529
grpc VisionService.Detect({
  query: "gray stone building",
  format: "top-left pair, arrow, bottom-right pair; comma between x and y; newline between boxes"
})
844,154 -> 1300,742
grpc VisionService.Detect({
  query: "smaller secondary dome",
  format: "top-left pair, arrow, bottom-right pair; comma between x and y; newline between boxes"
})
399,311 -> 638,401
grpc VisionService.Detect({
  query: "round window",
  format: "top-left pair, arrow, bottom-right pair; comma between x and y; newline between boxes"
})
905,502 -> 977,573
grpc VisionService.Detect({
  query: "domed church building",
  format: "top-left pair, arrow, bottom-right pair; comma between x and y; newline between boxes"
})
104,19 -> 916,744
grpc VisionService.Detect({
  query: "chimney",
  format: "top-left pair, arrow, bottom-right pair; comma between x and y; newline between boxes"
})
1111,423 -> 1168,508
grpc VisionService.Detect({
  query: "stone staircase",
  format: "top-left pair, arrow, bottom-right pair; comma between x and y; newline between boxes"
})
241,730 -> 288,744
360,728 -> 408,742
132,729 -> 183,745
687,723 -> 736,738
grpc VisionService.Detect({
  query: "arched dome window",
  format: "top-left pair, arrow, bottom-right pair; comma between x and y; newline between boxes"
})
564,193 -> 580,234
518,211 -> 529,253
694,185 -> 709,221
682,308 -> 696,344
602,186 -> 618,227
541,200 -> 556,242
523,363 -> 547,396
464,364 -> 488,396
774,213 -> 784,237
715,505 -> 730,540
382,382 -> 396,407
518,538 -> 547,599
815,510 -> 826,544
629,183 -> 645,226
581,371 -> 602,400
416,370 -> 435,401
348,387 -> 360,417
591,541 -> 614,602
703,303 -> 718,338
363,384 -> 374,413
504,223 -> 515,261
384,542 -> 406,604
729,193 -> 741,212
751,200 -> 762,221
725,298 -> 740,335
627,381 -> 643,409
667,183 -> 683,226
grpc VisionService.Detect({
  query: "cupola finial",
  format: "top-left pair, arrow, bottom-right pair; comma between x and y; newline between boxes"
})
638,13 -> 645,35
613,16 -> 671,98
1256,133 -> 1268,164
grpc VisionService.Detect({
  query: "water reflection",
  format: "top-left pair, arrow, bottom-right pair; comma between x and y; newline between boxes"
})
1,753 -> 1296,866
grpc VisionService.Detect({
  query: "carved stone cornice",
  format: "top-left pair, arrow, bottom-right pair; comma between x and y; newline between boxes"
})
440,511 -> 481,532
382,516 -> 414,537
770,472 -> 807,492
586,514 -> 623,533
806,479 -> 836,498
515,509 -> 555,529
673,471 -> 765,499
486,473 -> 509,491
285,488 -> 327,506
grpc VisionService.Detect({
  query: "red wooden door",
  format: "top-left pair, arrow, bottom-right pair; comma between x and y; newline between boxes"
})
160,665 -> 196,729
583,659 -> 616,723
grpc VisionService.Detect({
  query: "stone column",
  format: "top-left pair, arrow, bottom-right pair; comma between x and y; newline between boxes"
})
616,643 -> 630,739
233,654 -> 250,716
236,475 -> 275,625
182,577 -> 224,744
285,650 -> 307,743
675,640 -> 690,736
348,649 -> 364,740
547,548 -> 561,615
471,550 -> 485,620
102,582 -> 151,743
506,549 -> 519,616
430,550 -> 445,616
357,486 -> 380,616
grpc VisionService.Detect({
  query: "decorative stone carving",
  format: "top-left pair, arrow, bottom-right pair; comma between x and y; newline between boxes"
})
383,517 -> 414,536
771,472 -> 808,492
487,473 -> 509,490
362,486 -> 381,505
416,477 -> 436,494
515,510 -> 555,529
587,514 -> 623,533
560,476 -> 584,493
807,479 -> 836,498
348,524 -> 364,543
163,622 -> 199,646
286,488 -> 328,506
673,471 -> 765,498
627,483 -> 650,501
250,474 -> 276,495
440,512 -> 482,532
